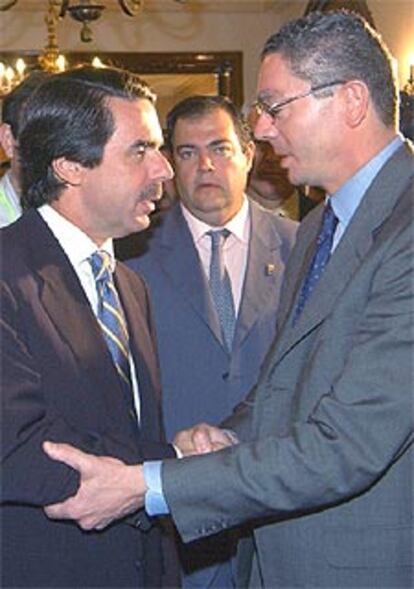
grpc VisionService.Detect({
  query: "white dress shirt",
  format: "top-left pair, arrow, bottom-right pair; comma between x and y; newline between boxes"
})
180,195 -> 251,314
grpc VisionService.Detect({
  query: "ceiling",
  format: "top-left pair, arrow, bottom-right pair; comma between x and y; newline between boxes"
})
2,1 -> 292,13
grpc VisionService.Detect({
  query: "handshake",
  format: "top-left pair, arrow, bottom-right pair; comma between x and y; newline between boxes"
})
43,423 -> 235,531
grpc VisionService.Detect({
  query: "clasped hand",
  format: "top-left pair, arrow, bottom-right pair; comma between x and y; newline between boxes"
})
43,442 -> 145,531
43,423 -> 230,531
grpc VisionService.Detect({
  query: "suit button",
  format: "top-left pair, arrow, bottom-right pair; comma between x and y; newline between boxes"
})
222,372 -> 229,381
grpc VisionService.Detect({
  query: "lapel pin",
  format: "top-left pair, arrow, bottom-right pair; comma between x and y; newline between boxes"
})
265,263 -> 276,276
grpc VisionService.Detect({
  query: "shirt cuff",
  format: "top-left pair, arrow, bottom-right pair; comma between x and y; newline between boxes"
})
172,443 -> 183,458
222,429 -> 240,445
142,461 -> 170,516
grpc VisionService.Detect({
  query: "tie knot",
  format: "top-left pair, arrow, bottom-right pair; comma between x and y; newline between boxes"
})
318,202 -> 338,244
207,228 -> 231,249
90,251 -> 113,283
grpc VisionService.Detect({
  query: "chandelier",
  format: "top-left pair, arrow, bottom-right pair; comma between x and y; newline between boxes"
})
1,0 -> 189,42
0,0 -> 188,95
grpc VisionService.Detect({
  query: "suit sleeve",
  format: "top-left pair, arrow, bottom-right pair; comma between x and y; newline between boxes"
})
0,275 -> 173,506
161,198 -> 414,543
1,279 -> 83,505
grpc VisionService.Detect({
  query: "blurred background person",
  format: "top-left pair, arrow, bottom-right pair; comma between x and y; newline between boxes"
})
399,90 -> 414,141
0,71 -> 49,227
247,139 -> 300,219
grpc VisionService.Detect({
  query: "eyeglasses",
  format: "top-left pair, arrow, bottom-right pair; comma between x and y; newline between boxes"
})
252,80 -> 347,121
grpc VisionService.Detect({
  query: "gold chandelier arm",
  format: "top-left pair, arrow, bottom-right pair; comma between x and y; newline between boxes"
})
118,0 -> 143,17
58,0 -> 70,18
0,0 -> 18,11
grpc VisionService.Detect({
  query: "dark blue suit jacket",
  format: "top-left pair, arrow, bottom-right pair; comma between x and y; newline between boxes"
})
0,209 -> 177,588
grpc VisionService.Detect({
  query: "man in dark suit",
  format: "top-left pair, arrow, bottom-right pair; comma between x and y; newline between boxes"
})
0,66 -> 179,588
127,95 -> 297,587
41,11 -> 413,588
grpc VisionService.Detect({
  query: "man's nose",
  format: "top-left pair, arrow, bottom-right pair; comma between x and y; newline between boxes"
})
152,150 -> 174,181
254,111 -> 279,142
197,151 -> 214,172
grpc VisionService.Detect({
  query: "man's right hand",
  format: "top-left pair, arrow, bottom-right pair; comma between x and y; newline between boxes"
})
174,422 -> 235,456
43,442 -> 146,531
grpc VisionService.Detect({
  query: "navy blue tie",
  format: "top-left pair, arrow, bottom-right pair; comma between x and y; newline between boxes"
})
292,202 -> 338,325
208,229 -> 236,351
90,251 -> 132,391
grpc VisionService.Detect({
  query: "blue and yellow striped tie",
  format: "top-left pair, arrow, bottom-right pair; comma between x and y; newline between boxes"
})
90,251 -> 132,391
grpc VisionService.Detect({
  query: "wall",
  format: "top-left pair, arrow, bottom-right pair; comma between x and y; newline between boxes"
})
370,0 -> 414,88
1,0 -> 413,103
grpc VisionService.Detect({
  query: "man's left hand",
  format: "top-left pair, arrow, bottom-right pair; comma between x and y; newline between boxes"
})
174,422 -> 234,455
43,441 -> 146,531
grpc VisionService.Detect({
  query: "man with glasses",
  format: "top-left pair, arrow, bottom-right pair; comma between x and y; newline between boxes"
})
42,11 -> 413,588
252,80 -> 347,121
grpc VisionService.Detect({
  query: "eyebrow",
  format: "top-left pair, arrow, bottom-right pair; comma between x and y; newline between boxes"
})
257,91 -> 282,103
130,139 -> 160,150
175,139 -> 233,150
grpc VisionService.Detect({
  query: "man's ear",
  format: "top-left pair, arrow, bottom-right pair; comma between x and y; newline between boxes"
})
341,80 -> 370,128
51,157 -> 84,186
244,140 -> 256,173
0,123 -> 17,160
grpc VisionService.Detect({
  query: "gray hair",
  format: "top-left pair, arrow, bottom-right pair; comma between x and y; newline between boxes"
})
262,10 -> 398,127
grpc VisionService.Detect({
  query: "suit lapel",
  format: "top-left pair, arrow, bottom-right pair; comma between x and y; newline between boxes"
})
234,202 -> 284,349
115,266 -> 163,438
275,141 -> 414,364
155,204 -> 223,345
27,211 -> 134,422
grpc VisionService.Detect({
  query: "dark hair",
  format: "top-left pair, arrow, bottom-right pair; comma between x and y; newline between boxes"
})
304,0 -> 376,29
19,66 -> 155,209
262,10 -> 398,127
165,95 -> 252,152
2,71 -> 50,138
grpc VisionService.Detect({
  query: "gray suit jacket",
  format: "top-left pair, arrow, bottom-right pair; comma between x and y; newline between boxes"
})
162,142 -> 414,588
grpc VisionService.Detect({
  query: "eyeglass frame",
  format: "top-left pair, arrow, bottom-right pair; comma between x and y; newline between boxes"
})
252,80 -> 347,120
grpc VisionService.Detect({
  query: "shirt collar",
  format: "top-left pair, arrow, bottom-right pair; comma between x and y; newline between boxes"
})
38,204 -> 114,271
180,194 -> 250,245
330,135 -> 403,228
